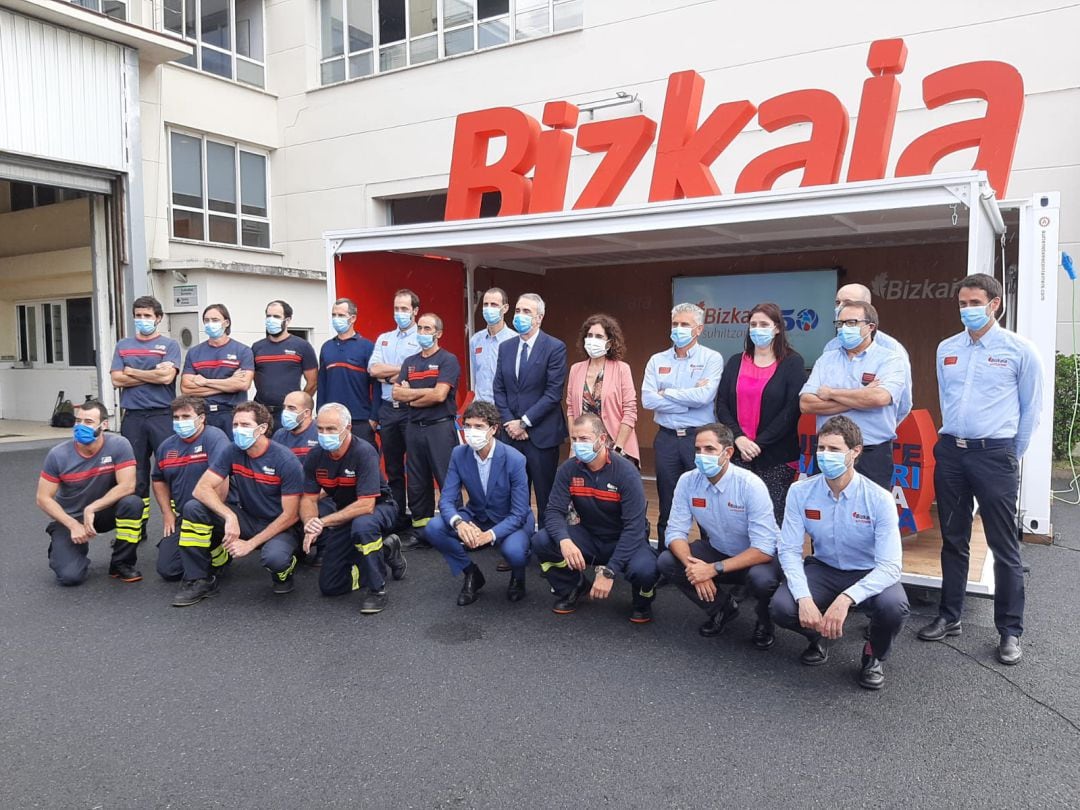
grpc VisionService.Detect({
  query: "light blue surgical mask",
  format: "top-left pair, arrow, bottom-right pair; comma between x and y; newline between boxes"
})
265,316 -> 284,335
318,431 -> 343,452
134,318 -> 156,336
482,306 -> 503,325
173,419 -> 198,439
233,426 -> 258,451
671,326 -> 694,348
331,316 -> 350,335
749,327 -> 775,348
417,333 -> 435,350
816,450 -> 849,480
394,311 -> 413,330
695,453 -> 724,478
513,313 -> 533,335
204,321 -> 226,339
281,409 -> 301,430
573,440 -> 599,464
73,424 -> 101,445
837,325 -> 865,351
960,304 -> 992,331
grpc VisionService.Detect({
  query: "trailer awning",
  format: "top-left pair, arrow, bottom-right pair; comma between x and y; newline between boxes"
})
326,172 -> 1005,275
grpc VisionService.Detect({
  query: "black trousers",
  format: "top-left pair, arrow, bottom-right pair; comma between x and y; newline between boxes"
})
120,408 -> 173,538
856,441 -> 894,491
531,525 -> 659,607
506,437 -> 560,519
377,401 -> 409,530
405,418 -> 458,529
732,458 -> 797,526
46,495 -> 145,585
656,541 -> 781,625
351,419 -> 378,452
178,499 -> 299,582
934,437 -> 1024,637
653,427 -> 697,551
205,405 -> 235,434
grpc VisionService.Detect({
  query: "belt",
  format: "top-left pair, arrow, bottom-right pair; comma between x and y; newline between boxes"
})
382,398 -> 402,410
123,407 -> 171,416
415,415 -> 454,427
658,426 -> 693,438
207,404 -> 234,413
941,434 -> 1014,450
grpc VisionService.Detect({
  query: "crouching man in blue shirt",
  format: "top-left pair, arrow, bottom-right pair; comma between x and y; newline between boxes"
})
770,415 -> 909,690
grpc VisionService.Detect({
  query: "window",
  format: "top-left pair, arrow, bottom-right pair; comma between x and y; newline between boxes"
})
164,0 -> 266,88
69,0 -> 127,21
7,183 -> 87,212
320,0 -> 582,85
16,298 -> 96,368
388,190 -> 500,224
169,131 -> 271,249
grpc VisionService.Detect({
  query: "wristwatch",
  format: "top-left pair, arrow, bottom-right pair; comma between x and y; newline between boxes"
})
713,561 -> 726,575
595,565 -> 615,579
449,515 -> 463,530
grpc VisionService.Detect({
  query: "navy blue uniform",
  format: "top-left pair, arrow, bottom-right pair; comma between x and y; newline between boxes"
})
318,333 -> 377,446
272,421 -> 320,461
253,334 -> 317,429
182,339 -> 255,431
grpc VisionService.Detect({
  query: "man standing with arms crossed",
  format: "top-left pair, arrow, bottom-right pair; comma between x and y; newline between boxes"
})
253,299 -> 318,431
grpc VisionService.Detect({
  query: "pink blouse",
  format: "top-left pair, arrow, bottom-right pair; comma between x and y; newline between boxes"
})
735,354 -> 778,441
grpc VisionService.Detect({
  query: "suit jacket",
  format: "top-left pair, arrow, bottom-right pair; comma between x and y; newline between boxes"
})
565,358 -> 640,460
714,351 -> 806,467
493,330 -> 568,449
438,441 -> 532,538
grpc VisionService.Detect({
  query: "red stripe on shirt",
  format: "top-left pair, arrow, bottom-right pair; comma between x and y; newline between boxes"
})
569,485 -> 622,503
326,362 -> 368,373
407,369 -> 439,380
53,460 -> 134,483
158,454 -> 209,469
290,447 -> 312,458
256,355 -> 303,364
192,359 -> 241,370
119,349 -> 166,357
316,475 -> 360,488
40,471 -> 60,483
231,464 -> 281,486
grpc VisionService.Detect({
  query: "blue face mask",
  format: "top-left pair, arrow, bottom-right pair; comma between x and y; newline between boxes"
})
513,313 -> 533,335
694,453 -> 725,478
134,318 -> 156,336
417,333 -> 435,350
173,419 -> 198,439
482,306 -> 503,325
573,440 -> 599,464
671,326 -> 694,348
331,316 -> 350,335
816,450 -> 849,480
233,426 -> 258,451
394,311 -> 413,330
281,410 -> 301,430
73,424 -> 100,445
837,325 -> 865,350
960,304 -> 992,331
318,431 -> 343,452
265,316 -> 284,335
204,321 -> 225,339
749,327 -> 775,348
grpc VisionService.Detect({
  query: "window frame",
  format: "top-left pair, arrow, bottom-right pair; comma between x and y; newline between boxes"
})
167,128 -> 272,251
15,296 -> 97,370
163,0 -> 267,89
68,0 -> 128,21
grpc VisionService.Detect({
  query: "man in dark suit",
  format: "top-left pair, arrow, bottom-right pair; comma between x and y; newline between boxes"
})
493,293 -> 568,519
425,401 -> 533,605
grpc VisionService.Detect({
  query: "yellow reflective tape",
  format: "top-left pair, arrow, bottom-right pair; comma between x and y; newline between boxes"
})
211,546 -> 230,567
639,589 -> 655,599
178,536 -> 211,548
275,555 -> 298,582
411,517 -> 431,528
540,559 -> 568,573
179,520 -> 213,538
351,564 -> 361,591
356,537 -> 384,556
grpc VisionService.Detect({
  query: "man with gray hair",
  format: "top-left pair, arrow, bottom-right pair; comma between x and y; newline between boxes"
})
494,292 -> 568,519
642,302 -> 725,550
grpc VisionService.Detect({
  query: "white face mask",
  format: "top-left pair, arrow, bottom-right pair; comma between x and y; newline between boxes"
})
463,427 -> 491,452
583,337 -> 608,359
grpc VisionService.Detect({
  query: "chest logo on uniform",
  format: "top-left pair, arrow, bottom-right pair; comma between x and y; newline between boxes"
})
572,477 -> 585,487
861,372 -> 877,385
987,356 -> 1010,368
428,364 -> 439,370
316,468 -> 329,479
852,511 -> 871,525
727,501 -> 745,512
166,449 -> 179,460
944,356 -> 958,366
101,456 -> 113,465
690,364 -> 704,371
805,509 -> 821,520
692,497 -> 707,508
285,349 -> 297,356
475,347 -> 483,354
194,445 -> 203,454
344,468 -> 356,477
262,466 -> 276,476
659,367 -> 671,374
155,345 -> 167,352
227,354 -> 237,361
606,483 -> 619,492
381,341 -> 389,346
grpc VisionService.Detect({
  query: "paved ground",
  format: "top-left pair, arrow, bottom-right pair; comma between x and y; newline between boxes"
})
4,441 -> 1080,808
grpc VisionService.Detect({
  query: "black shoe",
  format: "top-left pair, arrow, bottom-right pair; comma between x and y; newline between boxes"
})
457,565 -> 486,606
997,634 -> 1022,665
507,576 -> 526,602
109,562 -> 143,583
172,576 -> 219,607
496,557 -> 512,573
383,534 -> 407,580
272,572 -> 295,595
917,617 -> 962,641
858,655 -> 886,690
552,578 -> 588,615
629,605 -> 653,624
400,531 -> 432,551
698,597 -> 739,637
360,589 -> 388,615
751,621 -> 775,650
799,640 -> 829,666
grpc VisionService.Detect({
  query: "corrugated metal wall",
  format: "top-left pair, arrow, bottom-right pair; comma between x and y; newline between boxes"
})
0,8 -> 126,171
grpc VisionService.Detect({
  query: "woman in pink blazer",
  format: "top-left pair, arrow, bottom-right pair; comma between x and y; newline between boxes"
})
566,314 -> 640,465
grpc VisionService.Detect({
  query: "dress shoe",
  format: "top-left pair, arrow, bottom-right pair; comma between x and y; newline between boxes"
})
109,563 -> 142,583
171,576 -> 219,607
496,557 -> 512,572
799,640 -> 829,666
457,565 -> 486,606
858,655 -> 886,690
917,617 -> 962,641
751,620 -> 775,650
506,576 -> 526,602
360,589 -> 388,615
552,578 -> 588,614
698,597 -> 739,637
400,531 -> 432,551
997,634 -> 1022,665
383,534 -> 407,580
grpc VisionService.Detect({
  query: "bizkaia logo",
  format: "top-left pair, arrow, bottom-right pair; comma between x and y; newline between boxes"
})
445,38 -> 1023,220
699,302 -> 819,332
870,272 -> 966,300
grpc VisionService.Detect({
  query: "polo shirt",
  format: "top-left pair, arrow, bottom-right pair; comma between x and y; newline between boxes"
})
400,347 -> 461,423
317,333 -> 376,420
208,440 -> 304,523
252,334 -> 317,408
152,425 -> 231,507
303,435 -> 393,511
182,338 -> 255,409
111,335 -> 182,410
40,434 -> 136,519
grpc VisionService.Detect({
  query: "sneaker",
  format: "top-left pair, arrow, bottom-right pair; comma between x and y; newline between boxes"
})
272,572 -> 295,595
383,534 -> 407,580
629,605 -> 653,624
172,576 -> 220,607
360,589 -> 388,615
109,562 -> 143,583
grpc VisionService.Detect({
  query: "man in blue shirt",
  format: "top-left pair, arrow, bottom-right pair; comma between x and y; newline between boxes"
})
917,273 -> 1043,666
253,299 -> 318,431
180,303 -> 254,432
272,391 -> 320,461
770,415 -> 909,690
800,301 -> 907,491
469,287 -> 515,404
317,297 -> 377,448
656,423 -> 782,649
641,303 -> 724,550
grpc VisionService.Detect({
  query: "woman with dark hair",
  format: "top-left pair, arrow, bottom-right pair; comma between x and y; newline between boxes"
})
715,302 -> 806,522
566,313 -> 640,465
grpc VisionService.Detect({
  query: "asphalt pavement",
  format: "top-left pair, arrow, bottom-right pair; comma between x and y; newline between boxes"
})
3,441 -> 1079,809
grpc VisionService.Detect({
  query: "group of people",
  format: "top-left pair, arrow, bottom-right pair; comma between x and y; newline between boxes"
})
36,272 -> 1043,690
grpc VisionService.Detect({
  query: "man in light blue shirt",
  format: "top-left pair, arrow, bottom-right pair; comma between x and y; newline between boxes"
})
656,423 -> 782,649
641,303 -> 724,549
469,287 -> 515,403
770,415 -> 909,690
800,300 -> 907,491
917,273 -> 1043,666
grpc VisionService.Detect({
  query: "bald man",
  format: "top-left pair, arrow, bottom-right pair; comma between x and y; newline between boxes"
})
272,390 -> 320,460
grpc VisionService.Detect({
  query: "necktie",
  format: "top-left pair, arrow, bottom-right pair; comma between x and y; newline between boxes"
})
518,341 -> 530,380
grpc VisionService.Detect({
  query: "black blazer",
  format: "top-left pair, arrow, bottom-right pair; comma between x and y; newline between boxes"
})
714,351 -> 806,467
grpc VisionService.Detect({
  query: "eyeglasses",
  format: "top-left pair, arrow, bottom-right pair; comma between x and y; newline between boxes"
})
833,318 -> 869,329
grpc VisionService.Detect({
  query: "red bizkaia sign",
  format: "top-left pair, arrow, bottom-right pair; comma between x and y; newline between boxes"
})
445,39 -> 1024,220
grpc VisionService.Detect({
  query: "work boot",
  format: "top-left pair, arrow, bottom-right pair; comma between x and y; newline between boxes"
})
109,562 -> 142,583
172,576 -> 219,607
552,577 -> 589,615
271,571 -> 295,595
383,534 -> 407,580
360,589 -> 389,615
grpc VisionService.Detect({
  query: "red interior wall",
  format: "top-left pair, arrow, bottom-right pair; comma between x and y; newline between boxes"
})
334,251 -> 468,409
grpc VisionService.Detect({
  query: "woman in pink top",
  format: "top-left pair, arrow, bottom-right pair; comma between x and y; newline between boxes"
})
566,314 -> 640,466
714,302 -> 806,522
